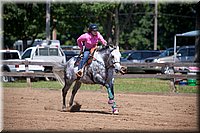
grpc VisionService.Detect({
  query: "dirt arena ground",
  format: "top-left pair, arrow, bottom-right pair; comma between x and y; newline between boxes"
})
3,87 -> 199,132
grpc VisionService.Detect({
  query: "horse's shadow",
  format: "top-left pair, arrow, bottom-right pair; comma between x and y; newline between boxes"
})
67,102 -> 112,115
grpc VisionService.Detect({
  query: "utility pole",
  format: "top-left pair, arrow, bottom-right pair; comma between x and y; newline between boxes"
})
154,0 -> 158,50
195,1 -> 200,62
114,5 -> 119,46
52,19 -> 57,40
46,0 -> 51,43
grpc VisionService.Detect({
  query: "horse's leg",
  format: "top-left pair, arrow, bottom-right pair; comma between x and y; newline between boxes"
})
107,78 -> 115,103
109,78 -> 114,97
105,83 -> 118,114
62,81 -> 73,111
69,81 -> 82,107
105,77 -> 119,114
94,74 -> 118,114
106,70 -> 118,114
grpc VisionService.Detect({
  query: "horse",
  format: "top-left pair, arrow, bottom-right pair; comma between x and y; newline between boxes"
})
62,45 -> 126,114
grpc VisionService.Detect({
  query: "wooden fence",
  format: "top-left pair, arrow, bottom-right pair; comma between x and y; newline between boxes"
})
1,60 -> 199,92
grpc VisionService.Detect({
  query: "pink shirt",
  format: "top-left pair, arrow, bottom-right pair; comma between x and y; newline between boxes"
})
77,32 -> 107,50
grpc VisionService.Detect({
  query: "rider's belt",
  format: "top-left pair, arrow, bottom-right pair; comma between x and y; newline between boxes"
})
84,48 -> 91,51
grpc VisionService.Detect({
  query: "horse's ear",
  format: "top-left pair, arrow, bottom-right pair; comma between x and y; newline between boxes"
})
116,46 -> 119,50
108,44 -> 114,48
108,44 -> 119,50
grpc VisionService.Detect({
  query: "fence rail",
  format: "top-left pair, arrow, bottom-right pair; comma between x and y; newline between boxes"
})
2,60 -> 57,66
121,62 -> 200,67
1,60 -> 199,92
3,72 -> 55,77
114,73 -> 199,79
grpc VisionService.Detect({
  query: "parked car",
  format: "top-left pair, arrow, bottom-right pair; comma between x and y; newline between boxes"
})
121,50 -> 161,73
19,45 -> 66,73
14,39 -> 43,54
144,45 -> 195,74
121,50 -> 161,63
145,47 -> 176,63
40,40 -> 60,47
0,49 -> 21,82
144,47 -> 177,73
173,45 -> 195,74
63,50 -> 79,61
120,50 -> 134,61
186,67 -> 200,73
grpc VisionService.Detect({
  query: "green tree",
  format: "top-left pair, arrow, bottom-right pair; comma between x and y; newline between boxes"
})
2,2 -> 197,51
158,3 -> 196,49
119,3 -> 154,50
195,2 -> 200,62
3,3 -> 45,50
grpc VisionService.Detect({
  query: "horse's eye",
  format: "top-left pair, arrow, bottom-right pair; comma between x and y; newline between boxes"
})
112,55 -> 114,58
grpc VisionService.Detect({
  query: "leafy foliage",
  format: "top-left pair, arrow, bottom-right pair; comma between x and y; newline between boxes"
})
2,2 -> 197,50
3,3 -> 45,49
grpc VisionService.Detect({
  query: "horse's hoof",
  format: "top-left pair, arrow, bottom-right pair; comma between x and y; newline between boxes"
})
62,108 -> 67,112
112,108 -> 119,115
62,106 -> 67,112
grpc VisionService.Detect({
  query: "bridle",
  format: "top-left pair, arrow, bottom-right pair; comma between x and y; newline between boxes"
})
106,49 -> 121,69
93,46 -> 126,74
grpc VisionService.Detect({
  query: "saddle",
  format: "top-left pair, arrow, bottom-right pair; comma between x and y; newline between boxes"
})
74,48 -> 97,67
74,54 -> 94,67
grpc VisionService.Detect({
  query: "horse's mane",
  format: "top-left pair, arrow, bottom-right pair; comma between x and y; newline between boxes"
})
97,46 -> 110,53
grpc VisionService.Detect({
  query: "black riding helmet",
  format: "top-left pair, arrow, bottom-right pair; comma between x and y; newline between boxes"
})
88,24 -> 98,32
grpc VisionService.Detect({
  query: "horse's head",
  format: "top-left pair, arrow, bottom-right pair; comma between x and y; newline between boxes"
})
108,45 -> 127,74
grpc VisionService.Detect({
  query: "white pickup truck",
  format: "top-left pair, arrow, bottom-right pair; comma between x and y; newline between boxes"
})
0,49 -> 21,82
18,45 -> 66,73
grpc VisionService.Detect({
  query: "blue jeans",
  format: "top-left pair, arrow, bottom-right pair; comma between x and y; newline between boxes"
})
78,50 -> 90,70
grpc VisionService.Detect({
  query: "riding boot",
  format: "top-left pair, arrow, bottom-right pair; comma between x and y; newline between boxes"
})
76,69 -> 83,78
76,51 -> 90,78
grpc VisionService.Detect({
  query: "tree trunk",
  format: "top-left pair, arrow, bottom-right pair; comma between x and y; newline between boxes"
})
22,38 -> 28,52
195,2 -> 200,63
114,5 -> 120,46
102,12 -> 113,44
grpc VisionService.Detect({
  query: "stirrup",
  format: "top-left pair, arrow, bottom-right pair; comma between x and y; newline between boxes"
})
76,70 -> 83,78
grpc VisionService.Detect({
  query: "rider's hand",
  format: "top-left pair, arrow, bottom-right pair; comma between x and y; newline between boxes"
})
104,41 -> 107,46
80,50 -> 83,54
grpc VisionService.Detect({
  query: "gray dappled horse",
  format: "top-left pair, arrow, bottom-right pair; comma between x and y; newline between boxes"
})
62,45 -> 125,114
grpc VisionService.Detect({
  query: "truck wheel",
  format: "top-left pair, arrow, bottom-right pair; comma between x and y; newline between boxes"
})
44,67 -> 55,81
1,71 -> 10,83
1,75 -> 9,82
161,66 -> 175,74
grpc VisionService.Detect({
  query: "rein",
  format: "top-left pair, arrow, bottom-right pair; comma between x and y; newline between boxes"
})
93,55 -> 120,70
91,46 -> 121,70
106,61 -> 120,69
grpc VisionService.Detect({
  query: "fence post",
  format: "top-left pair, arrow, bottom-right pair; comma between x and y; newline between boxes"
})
169,78 -> 177,93
25,60 -> 31,88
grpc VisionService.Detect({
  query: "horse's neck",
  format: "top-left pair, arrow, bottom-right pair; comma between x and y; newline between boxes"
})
94,50 -> 110,66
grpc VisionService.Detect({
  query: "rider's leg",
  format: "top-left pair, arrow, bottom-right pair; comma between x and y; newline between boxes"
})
77,50 -> 90,77
78,50 -> 90,70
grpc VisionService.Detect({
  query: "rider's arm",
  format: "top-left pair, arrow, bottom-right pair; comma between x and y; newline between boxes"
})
97,32 -> 107,46
77,34 -> 87,51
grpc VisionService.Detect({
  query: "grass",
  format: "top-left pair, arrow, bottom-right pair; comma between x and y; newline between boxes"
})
2,78 -> 199,93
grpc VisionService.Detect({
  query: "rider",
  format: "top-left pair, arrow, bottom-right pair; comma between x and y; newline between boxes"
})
76,24 -> 107,78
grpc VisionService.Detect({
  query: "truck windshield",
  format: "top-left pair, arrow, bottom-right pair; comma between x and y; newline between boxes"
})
36,47 -> 59,56
2,52 -> 20,60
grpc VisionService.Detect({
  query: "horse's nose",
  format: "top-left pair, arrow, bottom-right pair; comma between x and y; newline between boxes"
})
114,63 -> 121,72
120,66 -> 127,74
